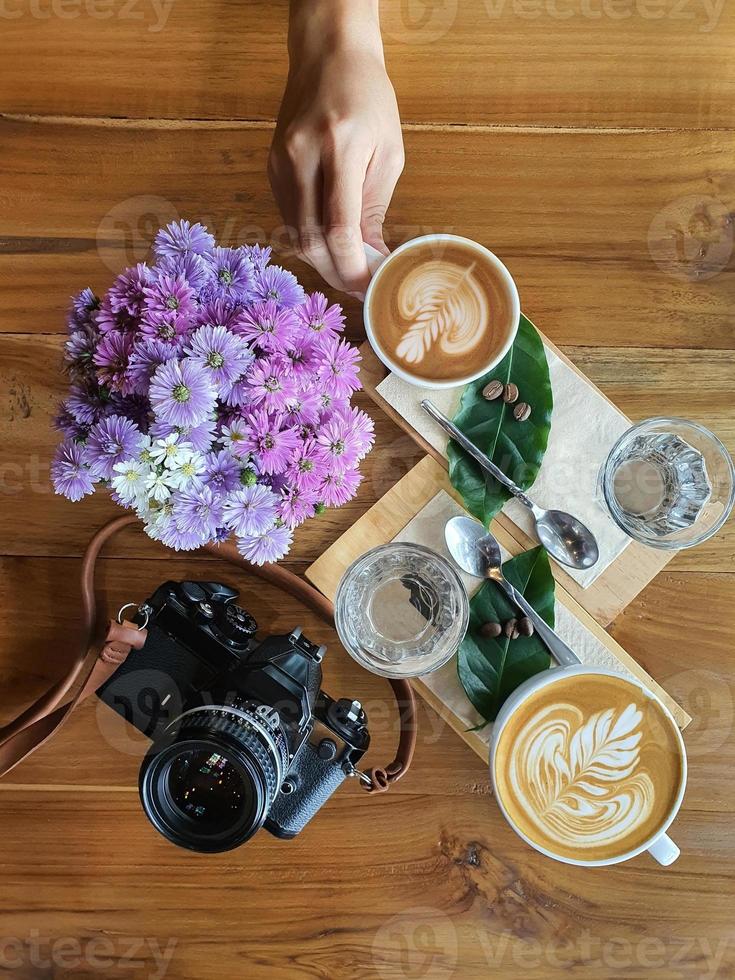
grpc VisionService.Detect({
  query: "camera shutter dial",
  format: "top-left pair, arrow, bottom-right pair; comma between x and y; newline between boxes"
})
223,604 -> 258,640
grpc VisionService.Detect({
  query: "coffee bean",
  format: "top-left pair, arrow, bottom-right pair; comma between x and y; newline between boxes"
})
482,380 -> 504,401
479,621 -> 502,639
513,401 -> 531,422
503,383 -> 519,404
518,616 -> 534,636
503,618 -> 519,639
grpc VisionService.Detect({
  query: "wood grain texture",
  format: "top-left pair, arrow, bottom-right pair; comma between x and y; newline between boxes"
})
2,0 -> 735,128
2,119 -> 734,350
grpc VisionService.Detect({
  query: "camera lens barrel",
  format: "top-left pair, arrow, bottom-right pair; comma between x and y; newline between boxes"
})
139,705 -> 288,853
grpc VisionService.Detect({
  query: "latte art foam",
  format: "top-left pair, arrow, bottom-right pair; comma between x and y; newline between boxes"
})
508,702 -> 655,852
368,240 -> 515,383
394,261 -> 488,366
494,674 -> 684,862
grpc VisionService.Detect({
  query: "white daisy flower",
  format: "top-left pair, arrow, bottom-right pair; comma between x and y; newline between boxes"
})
111,458 -> 149,505
169,451 -> 207,490
220,422 -> 248,454
150,434 -> 194,470
145,468 -> 176,502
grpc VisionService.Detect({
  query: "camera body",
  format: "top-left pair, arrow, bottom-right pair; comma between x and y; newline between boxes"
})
97,580 -> 370,850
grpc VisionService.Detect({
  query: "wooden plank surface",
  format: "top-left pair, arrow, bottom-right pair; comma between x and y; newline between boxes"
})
2,0 -> 735,128
2,120 -> 734,352
2,4 -> 735,977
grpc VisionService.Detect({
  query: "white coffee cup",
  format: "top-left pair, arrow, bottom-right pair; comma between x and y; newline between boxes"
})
489,665 -> 687,867
362,234 -> 521,390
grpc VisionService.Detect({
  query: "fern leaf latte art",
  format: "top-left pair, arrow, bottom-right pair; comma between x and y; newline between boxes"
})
493,674 -> 684,862
368,239 -> 516,383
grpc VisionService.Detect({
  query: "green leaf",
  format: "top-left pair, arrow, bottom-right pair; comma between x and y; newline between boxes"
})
447,315 -> 553,526
458,546 -> 555,722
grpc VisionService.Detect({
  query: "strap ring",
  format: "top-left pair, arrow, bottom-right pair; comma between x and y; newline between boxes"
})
116,602 -> 150,631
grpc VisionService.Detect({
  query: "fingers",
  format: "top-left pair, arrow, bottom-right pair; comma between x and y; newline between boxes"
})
321,137 -> 372,296
269,131 -> 341,290
361,142 -> 405,255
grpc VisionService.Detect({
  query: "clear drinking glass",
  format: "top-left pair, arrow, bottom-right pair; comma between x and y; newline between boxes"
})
600,418 -> 735,550
334,543 -> 469,678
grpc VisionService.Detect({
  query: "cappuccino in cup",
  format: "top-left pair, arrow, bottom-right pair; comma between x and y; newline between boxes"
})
491,668 -> 686,866
364,235 -> 520,388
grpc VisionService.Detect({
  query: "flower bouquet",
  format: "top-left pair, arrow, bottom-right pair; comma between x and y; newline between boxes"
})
52,221 -> 374,563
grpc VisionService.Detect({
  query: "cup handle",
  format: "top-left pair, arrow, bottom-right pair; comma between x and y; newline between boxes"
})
363,242 -> 388,277
647,832 -> 680,866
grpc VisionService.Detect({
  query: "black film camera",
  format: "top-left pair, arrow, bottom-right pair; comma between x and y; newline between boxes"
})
97,581 -> 370,852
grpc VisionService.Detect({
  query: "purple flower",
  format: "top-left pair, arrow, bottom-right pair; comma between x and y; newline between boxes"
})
244,243 -> 272,272
336,406 -> 375,459
316,413 -> 362,471
159,251 -> 212,292
144,273 -> 196,322
64,330 -> 96,370
201,449 -> 242,494
284,387 -> 322,428
85,414 -> 141,479
95,296 -> 137,335
237,523 -> 293,565
65,383 -> 106,427
108,263 -> 153,316
94,330 -> 136,393
54,406 -> 88,440
154,220 -> 215,260
195,299 -> 248,334
149,358 -> 217,427
278,484 -> 318,528
240,410 -> 299,474
139,310 -> 193,345
69,288 -> 100,329
174,484 -> 224,539
316,337 -> 361,398
128,339 -> 177,393
158,519 -> 206,552
319,466 -> 362,507
252,265 -> 304,308
221,376 -> 256,410
204,247 -> 254,302
280,332 -> 321,376
234,300 -> 298,353
296,293 -> 345,339
285,439 -> 326,491
186,324 -> 253,396
52,440 -> 95,501
245,358 -> 296,413
223,484 -> 278,536
108,392 -> 152,431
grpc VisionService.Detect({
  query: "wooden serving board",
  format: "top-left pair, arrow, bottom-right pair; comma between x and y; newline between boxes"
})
358,335 -> 675,628
306,457 -> 691,766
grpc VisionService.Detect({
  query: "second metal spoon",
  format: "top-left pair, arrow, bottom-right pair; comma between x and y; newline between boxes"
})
445,515 -> 581,667
422,399 -> 599,570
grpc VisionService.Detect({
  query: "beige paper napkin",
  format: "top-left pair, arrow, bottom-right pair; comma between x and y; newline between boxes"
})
393,491 -> 659,748
377,344 -> 632,588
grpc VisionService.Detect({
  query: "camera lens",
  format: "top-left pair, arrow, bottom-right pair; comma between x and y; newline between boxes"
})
139,706 -> 287,852
166,749 -> 252,834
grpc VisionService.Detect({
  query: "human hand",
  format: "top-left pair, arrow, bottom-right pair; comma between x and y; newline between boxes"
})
269,0 -> 404,297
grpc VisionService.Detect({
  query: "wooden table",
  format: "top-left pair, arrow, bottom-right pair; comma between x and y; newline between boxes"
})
1,2 -> 734,977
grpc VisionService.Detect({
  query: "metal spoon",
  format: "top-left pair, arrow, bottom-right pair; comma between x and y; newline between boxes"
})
421,399 -> 599,570
445,515 -> 581,667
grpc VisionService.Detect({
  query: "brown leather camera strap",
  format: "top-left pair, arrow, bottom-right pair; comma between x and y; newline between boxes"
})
0,515 -> 416,793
